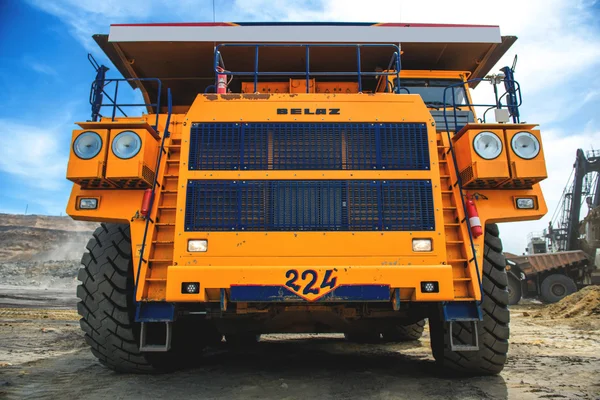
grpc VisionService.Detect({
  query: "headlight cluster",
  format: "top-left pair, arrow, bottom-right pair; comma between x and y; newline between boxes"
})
112,131 -> 142,159
511,131 -> 540,159
473,131 -> 502,160
73,130 -> 142,160
73,131 -> 102,159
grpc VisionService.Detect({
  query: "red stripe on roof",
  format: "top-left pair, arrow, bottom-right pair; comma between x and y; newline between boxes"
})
111,22 -> 238,27
110,22 -> 498,28
375,23 -> 499,28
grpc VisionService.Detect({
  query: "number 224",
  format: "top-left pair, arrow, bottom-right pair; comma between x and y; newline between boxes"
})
285,269 -> 337,295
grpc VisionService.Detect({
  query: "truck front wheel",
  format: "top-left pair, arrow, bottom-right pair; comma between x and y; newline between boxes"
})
540,274 -> 577,303
429,223 -> 510,375
77,223 -> 208,373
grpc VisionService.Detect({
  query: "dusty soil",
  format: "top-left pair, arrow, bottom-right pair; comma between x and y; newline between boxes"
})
0,214 -> 598,399
0,213 -> 96,262
0,298 -> 598,399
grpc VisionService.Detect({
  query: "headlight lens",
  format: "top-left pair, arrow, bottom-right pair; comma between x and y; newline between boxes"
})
112,131 -> 141,159
73,131 -> 102,159
412,239 -> 432,252
516,198 -> 535,209
188,239 -> 208,252
512,131 -> 540,159
78,198 -> 98,209
473,131 -> 502,160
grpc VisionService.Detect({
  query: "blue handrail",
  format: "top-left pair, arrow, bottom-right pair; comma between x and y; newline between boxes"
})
440,76 -> 523,305
134,88 -> 172,303
213,43 -> 402,94
442,77 -> 523,129
89,77 -> 163,129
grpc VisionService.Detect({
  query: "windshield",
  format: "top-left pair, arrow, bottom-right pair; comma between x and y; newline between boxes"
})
397,79 -> 468,107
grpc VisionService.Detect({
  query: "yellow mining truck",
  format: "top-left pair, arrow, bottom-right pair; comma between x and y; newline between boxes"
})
66,22 -> 547,375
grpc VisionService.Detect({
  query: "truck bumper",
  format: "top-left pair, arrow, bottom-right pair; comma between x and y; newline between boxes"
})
164,264 -> 458,302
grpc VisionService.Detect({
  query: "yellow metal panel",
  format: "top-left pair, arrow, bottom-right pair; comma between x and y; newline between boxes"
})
290,78 -> 315,93
185,170 -> 434,180
66,129 -> 113,188
165,264 -> 455,302
503,129 -> 548,186
453,128 -> 510,187
315,82 -> 359,94
194,93 -> 435,122
66,186 -> 144,223
105,129 -> 159,187
241,81 -> 290,94
175,232 -> 446,260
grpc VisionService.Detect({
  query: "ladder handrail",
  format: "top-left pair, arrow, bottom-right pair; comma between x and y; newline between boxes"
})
134,88 -> 173,303
89,77 -> 163,129
442,85 -> 484,303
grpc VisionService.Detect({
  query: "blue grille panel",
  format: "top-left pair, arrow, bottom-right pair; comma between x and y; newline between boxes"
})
185,180 -> 434,231
188,123 -> 429,170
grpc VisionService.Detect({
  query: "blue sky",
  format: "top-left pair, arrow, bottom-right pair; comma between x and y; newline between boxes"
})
0,0 -> 599,252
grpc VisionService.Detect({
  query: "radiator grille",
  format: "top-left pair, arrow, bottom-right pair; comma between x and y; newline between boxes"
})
185,180 -> 434,231
188,123 -> 429,170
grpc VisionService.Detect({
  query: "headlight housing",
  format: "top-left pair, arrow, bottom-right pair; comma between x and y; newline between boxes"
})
73,131 -> 102,160
511,131 -> 540,159
473,131 -> 502,160
112,131 -> 142,159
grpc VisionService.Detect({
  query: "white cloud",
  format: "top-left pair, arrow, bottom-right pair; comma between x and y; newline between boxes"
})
27,61 -> 58,77
0,119 -> 72,191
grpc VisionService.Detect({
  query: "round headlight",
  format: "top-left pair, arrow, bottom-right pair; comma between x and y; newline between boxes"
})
473,131 -> 502,160
512,131 -> 540,159
73,131 -> 102,160
112,131 -> 141,159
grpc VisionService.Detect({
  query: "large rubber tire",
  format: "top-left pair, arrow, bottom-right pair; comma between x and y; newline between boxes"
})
382,319 -> 426,342
429,223 -> 510,375
540,274 -> 577,303
507,274 -> 522,305
77,223 -> 195,373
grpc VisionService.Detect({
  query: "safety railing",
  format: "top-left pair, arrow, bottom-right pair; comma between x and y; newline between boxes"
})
213,43 -> 402,94
88,54 -> 163,129
89,78 -> 163,129
442,77 -> 523,128
440,75 -> 523,305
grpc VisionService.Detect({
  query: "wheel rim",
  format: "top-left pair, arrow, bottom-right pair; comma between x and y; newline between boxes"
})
551,283 -> 566,297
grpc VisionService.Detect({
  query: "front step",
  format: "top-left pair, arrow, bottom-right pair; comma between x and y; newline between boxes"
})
139,322 -> 172,352
449,321 -> 479,351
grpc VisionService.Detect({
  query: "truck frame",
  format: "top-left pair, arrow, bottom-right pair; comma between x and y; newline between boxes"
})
66,22 -> 547,375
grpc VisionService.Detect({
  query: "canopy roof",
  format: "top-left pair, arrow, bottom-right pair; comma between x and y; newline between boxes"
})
93,22 -> 516,109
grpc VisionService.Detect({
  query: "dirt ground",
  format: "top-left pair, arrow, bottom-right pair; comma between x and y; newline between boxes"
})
0,214 -> 599,399
0,295 -> 598,400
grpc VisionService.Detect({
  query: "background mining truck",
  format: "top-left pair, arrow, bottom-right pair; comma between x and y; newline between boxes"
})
66,22 -> 547,375
505,149 -> 600,304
